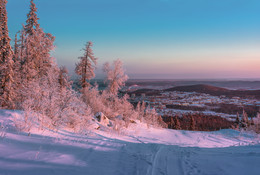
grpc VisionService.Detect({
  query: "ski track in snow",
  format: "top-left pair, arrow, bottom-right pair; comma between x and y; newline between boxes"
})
1,110 -> 260,175
145,146 -> 199,175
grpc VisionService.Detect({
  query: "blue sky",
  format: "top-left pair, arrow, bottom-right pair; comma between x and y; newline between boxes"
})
6,0 -> 260,79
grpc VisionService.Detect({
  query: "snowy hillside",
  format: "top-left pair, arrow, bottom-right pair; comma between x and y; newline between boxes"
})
0,110 -> 259,175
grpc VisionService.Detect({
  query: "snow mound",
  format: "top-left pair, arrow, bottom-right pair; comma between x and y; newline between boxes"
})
96,120 -> 259,148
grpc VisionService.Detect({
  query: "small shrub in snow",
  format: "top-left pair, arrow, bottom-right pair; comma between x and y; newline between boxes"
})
0,122 -> 7,139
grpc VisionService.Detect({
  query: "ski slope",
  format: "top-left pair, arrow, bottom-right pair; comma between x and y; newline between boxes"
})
0,110 -> 260,175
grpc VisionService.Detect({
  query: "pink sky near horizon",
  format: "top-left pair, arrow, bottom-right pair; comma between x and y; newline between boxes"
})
55,40 -> 260,79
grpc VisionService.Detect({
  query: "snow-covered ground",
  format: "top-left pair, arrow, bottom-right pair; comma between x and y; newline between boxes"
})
0,110 -> 260,175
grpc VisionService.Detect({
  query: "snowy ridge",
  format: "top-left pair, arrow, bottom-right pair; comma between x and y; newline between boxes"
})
1,110 -> 260,175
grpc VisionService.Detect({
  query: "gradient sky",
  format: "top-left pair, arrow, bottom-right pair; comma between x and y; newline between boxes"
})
6,0 -> 260,79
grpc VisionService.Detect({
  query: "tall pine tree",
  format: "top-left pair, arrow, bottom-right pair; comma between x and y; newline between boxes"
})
0,0 -> 15,109
20,0 -> 55,83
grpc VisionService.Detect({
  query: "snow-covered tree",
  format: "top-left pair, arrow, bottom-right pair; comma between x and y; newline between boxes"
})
0,0 -> 15,109
13,33 -> 18,59
20,0 -> 55,82
140,106 -> 166,128
136,101 -> 146,121
103,59 -> 128,96
11,31 -> 27,107
241,109 -> 249,128
58,66 -> 71,91
234,113 -> 240,129
82,86 -> 108,115
111,94 -> 134,119
24,0 -> 39,35
75,41 -> 97,89
253,113 -> 260,133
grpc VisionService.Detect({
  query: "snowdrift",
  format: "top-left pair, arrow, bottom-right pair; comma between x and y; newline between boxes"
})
0,109 -> 260,175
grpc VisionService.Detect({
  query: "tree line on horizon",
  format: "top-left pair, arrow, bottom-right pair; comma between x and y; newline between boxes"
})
0,0 -> 166,132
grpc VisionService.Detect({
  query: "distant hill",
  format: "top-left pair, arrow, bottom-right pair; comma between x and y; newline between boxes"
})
165,84 -> 228,93
126,79 -> 260,90
164,84 -> 260,99
128,88 -> 161,96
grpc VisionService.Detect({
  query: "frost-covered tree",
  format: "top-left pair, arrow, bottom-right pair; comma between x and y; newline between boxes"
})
241,109 -> 249,128
103,59 -> 128,96
84,86 -> 134,123
136,101 -> 146,121
141,106 -> 166,128
147,108 -> 158,126
58,66 -> 71,91
12,33 -> 24,93
0,0 -> 15,109
234,113 -> 240,129
75,41 -> 97,89
82,86 -> 110,115
20,0 -> 55,82
24,0 -> 39,35
13,33 -> 18,59
253,113 -> 260,133
111,94 -> 134,120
